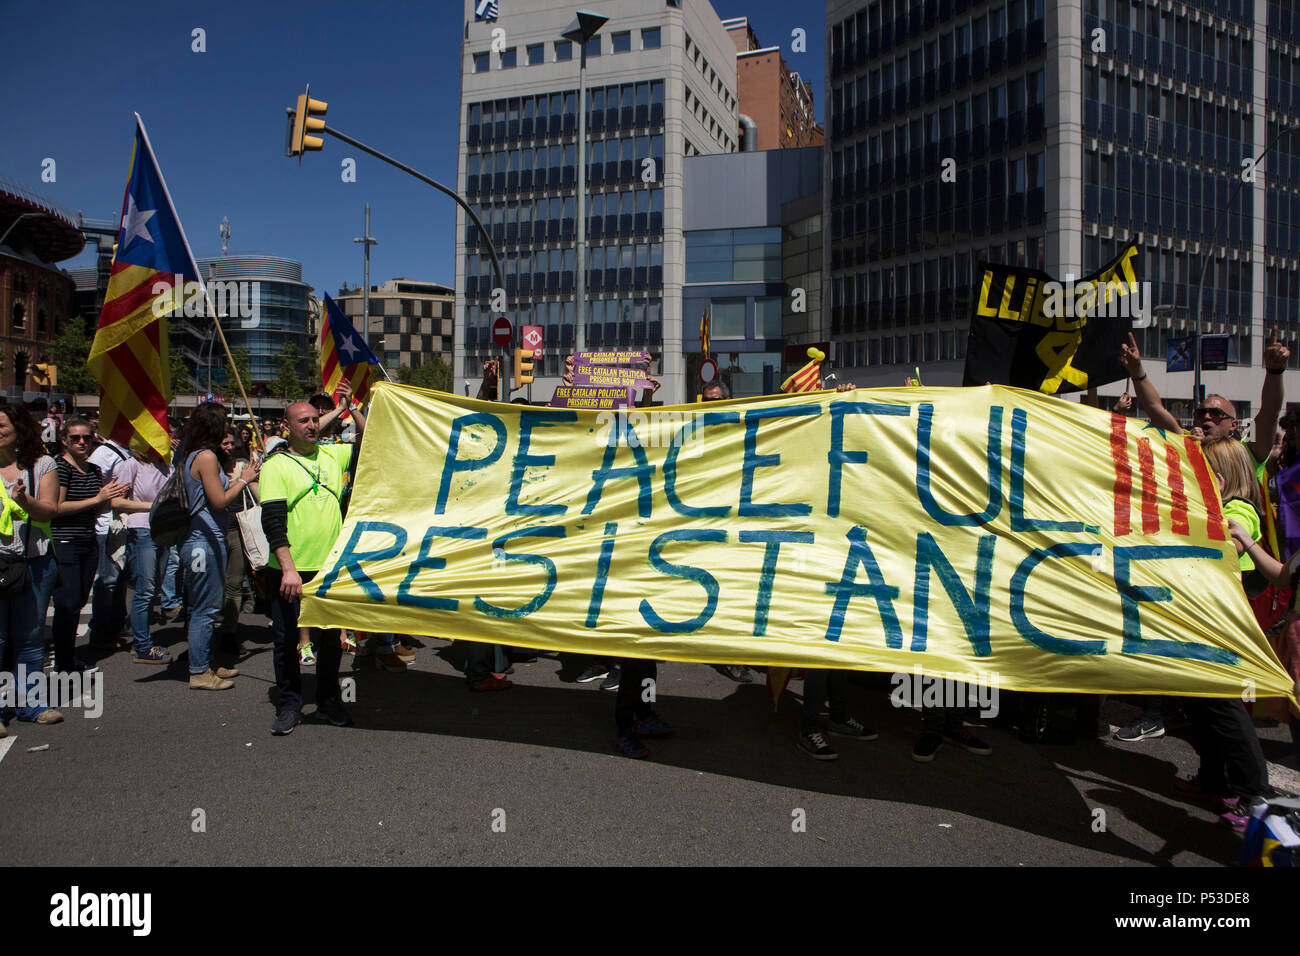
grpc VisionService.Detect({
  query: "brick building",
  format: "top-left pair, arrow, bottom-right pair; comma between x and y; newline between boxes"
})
0,179 -> 82,396
723,17 -> 824,150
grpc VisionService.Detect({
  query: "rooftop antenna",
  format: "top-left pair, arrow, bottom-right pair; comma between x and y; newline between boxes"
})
219,215 -> 231,256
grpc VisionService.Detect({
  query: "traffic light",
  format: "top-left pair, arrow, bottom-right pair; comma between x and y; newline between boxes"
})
31,363 -> 56,387
288,84 -> 328,159
514,347 -> 535,390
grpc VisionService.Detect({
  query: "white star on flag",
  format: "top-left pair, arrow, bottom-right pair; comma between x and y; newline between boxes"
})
121,194 -> 156,245
338,334 -> 362,362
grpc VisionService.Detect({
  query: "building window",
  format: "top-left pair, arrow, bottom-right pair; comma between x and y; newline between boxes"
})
709,299 -> 746,338
555,40 -> 573,61
11,302 -> 24,331
642,27 -> 661,50
527,43 -> 545,66
473,51 -> 490,73
755,297 -> 782,339
611,31 -> 631,53
501,47 -> 517,69
586,37 -> 601,57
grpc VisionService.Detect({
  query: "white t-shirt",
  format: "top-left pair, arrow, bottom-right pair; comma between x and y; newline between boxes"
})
88,440 -> 129,535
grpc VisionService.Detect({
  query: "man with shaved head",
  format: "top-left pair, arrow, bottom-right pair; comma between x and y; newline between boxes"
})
260,387 -> 367,735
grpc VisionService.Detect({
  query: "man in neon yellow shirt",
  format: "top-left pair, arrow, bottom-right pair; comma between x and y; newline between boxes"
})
260,390 -> 365,736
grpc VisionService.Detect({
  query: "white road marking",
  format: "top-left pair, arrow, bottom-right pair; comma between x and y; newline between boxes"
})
0,736 -> 16,766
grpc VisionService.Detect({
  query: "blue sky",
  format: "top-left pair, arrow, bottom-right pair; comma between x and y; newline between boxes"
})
1,0 -> 825,303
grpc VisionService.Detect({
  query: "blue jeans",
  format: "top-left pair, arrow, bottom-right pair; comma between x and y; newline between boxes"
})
31,550 -> 57,653
89,530 -> 129,642
0,569 -> 46,722
161,545 -> 181,612
182,530 -> 227,676
127,529 -> 167,655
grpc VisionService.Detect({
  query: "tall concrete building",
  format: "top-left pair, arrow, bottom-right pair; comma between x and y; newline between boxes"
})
826,0 -> 1300,423
454,0 -> 739,404
724,16 -> 826,150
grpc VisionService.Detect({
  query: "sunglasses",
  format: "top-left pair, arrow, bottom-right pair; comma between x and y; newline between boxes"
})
1193,408 -> 1232,424
66,435 -> 91,443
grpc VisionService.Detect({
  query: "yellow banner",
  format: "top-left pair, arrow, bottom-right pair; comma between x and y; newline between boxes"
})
300,383 -> 1297,701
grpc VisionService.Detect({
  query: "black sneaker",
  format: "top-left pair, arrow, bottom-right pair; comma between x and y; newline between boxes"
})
715,664 -> 754,683
797,731 -> 839,761
271,707 -> 301,736
942,726 -> 993,755
1113,717 -> 1165,742
314,699 -> 354,727
828,716 -> 879,740
912,731 -> 943,762
577,663 -> 610,683
599,665 -> 621,691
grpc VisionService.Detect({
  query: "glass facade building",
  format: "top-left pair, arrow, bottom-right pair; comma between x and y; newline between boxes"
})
827,0 -> 1298,413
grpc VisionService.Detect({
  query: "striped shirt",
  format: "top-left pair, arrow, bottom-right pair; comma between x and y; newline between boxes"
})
52,457 -> 104,540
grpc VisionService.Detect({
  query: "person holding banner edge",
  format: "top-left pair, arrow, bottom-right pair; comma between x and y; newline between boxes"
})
260,391 -> 365,734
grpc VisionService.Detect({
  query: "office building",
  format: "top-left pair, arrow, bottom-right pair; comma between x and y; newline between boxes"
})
455,0 -> 739,404
826,0 -> 1297,421
334,278 -> 455,372
683,147 -> 823,397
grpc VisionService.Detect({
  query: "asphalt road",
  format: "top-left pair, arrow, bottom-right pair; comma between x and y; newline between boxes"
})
2,608 -> 1296,867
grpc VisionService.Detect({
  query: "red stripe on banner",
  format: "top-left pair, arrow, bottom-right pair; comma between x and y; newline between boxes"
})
105,339 -> 169,433
1110,413 -> 1132,536
1184,435 -> 1226,540
321,344 -> 340,383
1137,437 -> 1159,534
1166,445 -> 1189,536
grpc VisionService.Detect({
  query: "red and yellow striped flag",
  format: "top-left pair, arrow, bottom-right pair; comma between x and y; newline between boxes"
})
319,292 -> 378,411
779,346 -> 826,394
88,115 -> 203,462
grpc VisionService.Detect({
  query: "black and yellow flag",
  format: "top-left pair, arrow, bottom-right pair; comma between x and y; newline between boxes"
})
962,243 -> 1144,394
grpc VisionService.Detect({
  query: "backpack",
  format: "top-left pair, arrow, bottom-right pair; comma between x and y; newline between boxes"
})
149,455 -> 203,547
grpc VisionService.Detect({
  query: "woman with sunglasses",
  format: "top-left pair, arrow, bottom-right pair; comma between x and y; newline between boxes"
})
50,418 -> 128,674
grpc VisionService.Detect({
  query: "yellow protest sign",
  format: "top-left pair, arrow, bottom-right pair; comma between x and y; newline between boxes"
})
300,382 -> 1296,702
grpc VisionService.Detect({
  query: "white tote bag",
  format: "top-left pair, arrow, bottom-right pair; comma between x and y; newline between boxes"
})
232,463 -> 269,570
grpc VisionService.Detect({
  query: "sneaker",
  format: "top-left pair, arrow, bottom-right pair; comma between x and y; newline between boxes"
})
1113,717 -> 1165,742
375,651 -> 407,672
469,675 -> 513,692
828,716 -> 879,740
797,731 -> 839,760
394,644 -> 416,662
615,733 -> 649,758
298,642 -> 316,666
715,664 -> 754,683
189,670 -> 233,691
161,606 -> 183,623
633,712 -> 675,737
599,665 -> 621,691
340,632 -> 357,654
314,699 -> 353,727
213,665 -> 239,679
132,647 -> 173,665
577,663 -> 610,683
941,726 -> 993,755
35,709 -> 64,725
912,731 -> 944,762
1219,799 -> 1251,833
271,707 -> 301,736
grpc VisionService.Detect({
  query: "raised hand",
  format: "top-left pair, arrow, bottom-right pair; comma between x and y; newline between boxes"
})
1264,324 -> 1291,370
1118,332 -> 1143,375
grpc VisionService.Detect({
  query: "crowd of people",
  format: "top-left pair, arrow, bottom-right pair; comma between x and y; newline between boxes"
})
1,348 -> 1298,839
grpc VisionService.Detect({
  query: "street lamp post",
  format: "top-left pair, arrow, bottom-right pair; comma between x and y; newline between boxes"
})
562,10 -> 609,356
1191,124 -> 1297,407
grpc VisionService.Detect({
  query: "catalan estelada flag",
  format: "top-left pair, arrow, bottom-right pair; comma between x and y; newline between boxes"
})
320,293 -> 379,409
88,114 -> 201,463
699,307 -> 710,357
